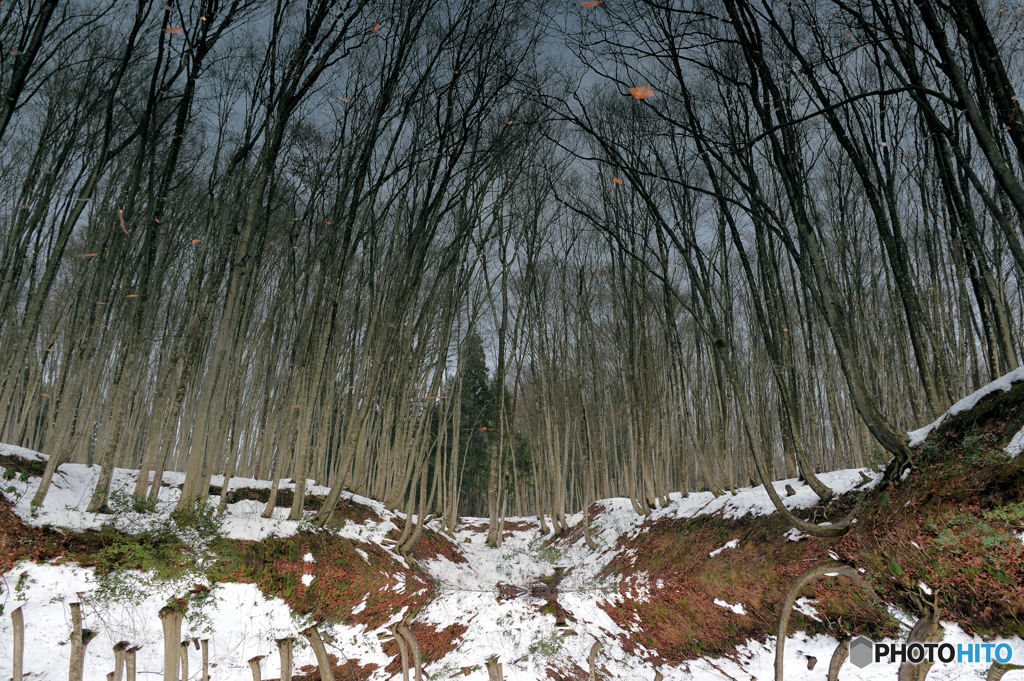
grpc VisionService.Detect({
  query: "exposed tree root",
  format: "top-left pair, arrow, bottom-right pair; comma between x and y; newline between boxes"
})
588,640 -> 603,681
987,661 -> 1024,681
827,638 -> 849,681
897,593 -> 942,681
775,562 -> 870,681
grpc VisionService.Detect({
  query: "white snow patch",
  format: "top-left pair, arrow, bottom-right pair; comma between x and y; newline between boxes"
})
0,442 -> 47,461
303,552 -> 315,562
784,527 -> 807,542
301,573 -> 314,586
714,598 -> 747,615
793,597 -> 822,622
0,458 -> 400,546
709,538 -> 739,557
1006,425 -> 1024,459
918,581 -> 933,596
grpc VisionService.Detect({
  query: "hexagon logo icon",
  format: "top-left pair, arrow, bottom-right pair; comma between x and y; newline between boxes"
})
849,636 -> 874,668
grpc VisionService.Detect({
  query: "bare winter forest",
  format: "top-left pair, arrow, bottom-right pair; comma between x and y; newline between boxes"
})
1,0 -> 1023,551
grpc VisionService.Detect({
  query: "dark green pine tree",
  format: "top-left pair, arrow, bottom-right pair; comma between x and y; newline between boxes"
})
458,332 -> 495,516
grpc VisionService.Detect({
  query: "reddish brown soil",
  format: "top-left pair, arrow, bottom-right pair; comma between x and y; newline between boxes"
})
0,497 -> 54,574
216,530 -> 434,631
382,622 -> 468,674
832,382 -> 1024,637
596,511 -> 895,666
593,380 -> 1024,665
288,653 -> 380,681
545,658 -> 588,680
0,495 -> 117,573
503,519 -> 538,532
385,525 -> 467,564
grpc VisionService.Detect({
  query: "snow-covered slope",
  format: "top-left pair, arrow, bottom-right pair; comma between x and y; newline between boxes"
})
1,424 -> 1022,680
907,366 -> 1024,447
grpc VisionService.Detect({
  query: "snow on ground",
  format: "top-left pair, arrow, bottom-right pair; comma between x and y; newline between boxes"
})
709,538 -> 739,557
673,627 -> 1024,681
785,527 -> 808,541
0,442 -> 45,461
714,598 -> 747,615
908,366 -> 1024,447
3,441 -> 1023,680
0,443 -> 398,544
793,597 -> 821,622
648,468 -> 880,523
0,562 -> 398,681
412,466 -> 906,680
1006,425 -> 1024,459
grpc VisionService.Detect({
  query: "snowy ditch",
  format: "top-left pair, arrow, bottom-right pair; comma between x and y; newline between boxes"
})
1,443 -> 1023,680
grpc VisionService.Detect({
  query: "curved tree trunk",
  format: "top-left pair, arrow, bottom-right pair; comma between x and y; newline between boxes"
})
827,638 -> 849,681
775,563 -> 870,681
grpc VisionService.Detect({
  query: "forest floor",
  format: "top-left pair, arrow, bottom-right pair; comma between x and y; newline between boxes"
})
1,372 -> 1023,680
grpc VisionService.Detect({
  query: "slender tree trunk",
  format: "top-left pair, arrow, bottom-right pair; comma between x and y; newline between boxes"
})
277,638 -> 294,681
68,603 -> 95,681
11,606 -> 24,681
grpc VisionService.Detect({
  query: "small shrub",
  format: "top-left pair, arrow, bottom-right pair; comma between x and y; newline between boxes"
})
961,433 -> 1000,464
84,501 -> 223,606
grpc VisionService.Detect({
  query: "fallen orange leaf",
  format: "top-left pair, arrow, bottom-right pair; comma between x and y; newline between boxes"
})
163,26 -> 183,34
83,252 -> 99,257
613,176 -> 623,184
292,404 -> 302,408
339,97 -> 350,103
191,239 -> 201,244
629,86 -> 655,99
580,0 -> 602,6
40,393 -> 49,397
126,294 -> 139,298
371,21 -> 380,32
